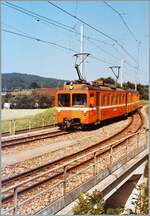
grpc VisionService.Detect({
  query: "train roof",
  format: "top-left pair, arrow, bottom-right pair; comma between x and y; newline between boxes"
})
62,80 -> 138,93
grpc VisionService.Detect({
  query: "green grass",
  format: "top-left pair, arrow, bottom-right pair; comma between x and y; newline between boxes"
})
2,108 -> 56,134
140,100 -> 149,106
2,109 -> 47,121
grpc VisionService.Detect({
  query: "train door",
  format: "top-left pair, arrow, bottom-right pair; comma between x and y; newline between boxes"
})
96,92 -> 99,121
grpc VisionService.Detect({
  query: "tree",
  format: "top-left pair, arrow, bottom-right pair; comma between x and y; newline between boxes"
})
131,161 -> 149,215
29,82 -> 40,89
4,92 -> 12,103
96,77 -> 115,85
131,183 -> 149,215
137,84 -> 149,100
73,190 -> 124,215
123,81 -> 135,89
15,94 -> 35,108
37,94 -> 53,108
96,77 -> 149,100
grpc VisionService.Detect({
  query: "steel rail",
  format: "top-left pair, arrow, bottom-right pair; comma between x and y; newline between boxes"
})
2,123 -> 57,137
2,128 -> 147,206
2,110 -> 144,203
2,114 -> 134,185
2,124 -> 148,216
2,129 -> 71,149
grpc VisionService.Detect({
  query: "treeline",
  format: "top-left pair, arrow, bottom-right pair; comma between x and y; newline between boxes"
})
2,91 -> 54,109
2,72 -> 66,91
97,77 -> 149,100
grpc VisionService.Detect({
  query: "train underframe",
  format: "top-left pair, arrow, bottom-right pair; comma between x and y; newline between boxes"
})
58,118 -> 83,130
59,117 -> 102,130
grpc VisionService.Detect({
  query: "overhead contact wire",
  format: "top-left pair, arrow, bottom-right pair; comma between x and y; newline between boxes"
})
48,1 -> 137,63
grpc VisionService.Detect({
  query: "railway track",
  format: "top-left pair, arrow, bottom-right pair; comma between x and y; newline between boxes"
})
1,129 -> 71,149
2,124 -> 57,137
2,110 -> 144,208
1,111 -> 139,149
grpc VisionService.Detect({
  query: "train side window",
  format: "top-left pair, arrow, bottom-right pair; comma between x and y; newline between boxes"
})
113,95 -> 116,105
106,95 -> 108,105
119,95 -> 121,103
90,93 -> 94,97
110,95 -> 113,105
105,95 -> 107,105
102,95 -> 105,106
105,95 -> 107,106
120,95 -> 122,103
128,95 -> 130,103
102,95 -> 104,106
103,95 -> 108,106
112,95 -> 115,105
115,95 -> 117,104
107,95 -> 110,105
122,95 -> 124,103
116,95 -> 118,104
111,95 -> 114,105
123,95 -> 125,103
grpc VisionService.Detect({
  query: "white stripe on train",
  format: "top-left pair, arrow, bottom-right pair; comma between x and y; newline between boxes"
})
56,101 -> 139,111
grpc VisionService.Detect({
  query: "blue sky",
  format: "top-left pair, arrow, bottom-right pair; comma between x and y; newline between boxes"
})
2,1 -> 149,84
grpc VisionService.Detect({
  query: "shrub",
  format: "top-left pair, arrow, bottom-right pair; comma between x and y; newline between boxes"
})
72,190 -> 105,215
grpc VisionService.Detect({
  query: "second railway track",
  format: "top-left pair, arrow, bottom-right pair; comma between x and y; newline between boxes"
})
1,129 -> 72,149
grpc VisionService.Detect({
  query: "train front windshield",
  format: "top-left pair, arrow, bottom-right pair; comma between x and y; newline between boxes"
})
58,94 -> 70,107
72,94 -> 87,107
58,93 -> 87,107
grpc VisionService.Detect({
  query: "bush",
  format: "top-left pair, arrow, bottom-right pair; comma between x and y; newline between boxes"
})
15,94 -> 35,109
38,94 -> 53,108
72,190 -> 105,215
2,91 -> 55,109
106,207 -> 123,214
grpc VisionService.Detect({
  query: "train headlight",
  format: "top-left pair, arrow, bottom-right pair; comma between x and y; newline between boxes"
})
69,81 -> 73,90
83,110 -> 87,119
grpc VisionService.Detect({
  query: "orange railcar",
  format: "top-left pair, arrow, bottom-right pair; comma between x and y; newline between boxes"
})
56,81 -> 140,129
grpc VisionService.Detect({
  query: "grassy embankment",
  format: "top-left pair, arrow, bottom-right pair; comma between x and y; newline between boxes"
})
2,108 -> 56,134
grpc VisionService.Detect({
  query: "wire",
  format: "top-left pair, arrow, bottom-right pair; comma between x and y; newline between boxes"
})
4,1 -> 140,74
3,2 -> 115,47
111,44 -> 138,70
86,38 -> 121,61
3,2 -> 76,33
3,28 -> 115,66
2,29 -> 78,53
91,55 -> 114,65
103,1 -> 138,43
3,2 -> 139,72
48,1 -> 137,63
2,23 -> 30,35
3,1 -> 131,65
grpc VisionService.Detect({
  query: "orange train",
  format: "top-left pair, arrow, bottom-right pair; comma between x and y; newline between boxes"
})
56,80 -> 140,130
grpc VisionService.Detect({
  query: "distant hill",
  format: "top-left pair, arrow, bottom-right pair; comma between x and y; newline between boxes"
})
2,73 -> 68,91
